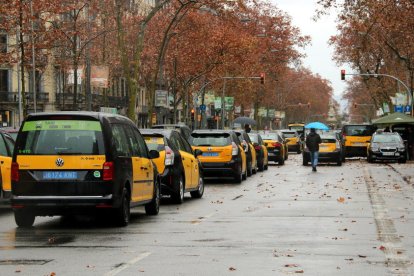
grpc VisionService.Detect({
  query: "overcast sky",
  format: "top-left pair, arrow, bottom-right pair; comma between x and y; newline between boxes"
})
270,0 -> 350,109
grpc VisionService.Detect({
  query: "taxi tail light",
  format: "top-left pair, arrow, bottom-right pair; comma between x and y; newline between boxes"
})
231,142 -> 239,156
165,146 -> 175,166
103,162 -> 114,181
272,142 -> 282,148
254,145 -> 262,151
11,162 -> 19,182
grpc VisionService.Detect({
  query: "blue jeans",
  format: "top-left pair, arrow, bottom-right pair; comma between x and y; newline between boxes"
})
310,151 -> 319,167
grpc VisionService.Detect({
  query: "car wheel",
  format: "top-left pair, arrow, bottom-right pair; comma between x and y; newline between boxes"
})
302,157 -> 308,166
367,154 -> 373,163
258,161 -> 264,172
172,175 -> 185,204
145,179 -> 160,215
191,172 -> 204,199
247,161 -> 252,176
337,159 -> 342,166
264,160 -> 268,170
398,158 -> 406,164
14,210 -> 35,228
234,164 -> 243,183
114,188 -> 130,226
279,158 -> 285,165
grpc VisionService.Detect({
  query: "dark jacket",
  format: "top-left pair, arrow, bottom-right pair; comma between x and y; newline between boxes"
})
306,132 -> 322,152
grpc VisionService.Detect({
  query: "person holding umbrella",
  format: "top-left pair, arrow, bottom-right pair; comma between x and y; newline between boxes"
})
306,128 -> 322,172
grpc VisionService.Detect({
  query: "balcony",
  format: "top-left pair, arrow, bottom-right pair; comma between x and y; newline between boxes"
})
0,91 -> 50,104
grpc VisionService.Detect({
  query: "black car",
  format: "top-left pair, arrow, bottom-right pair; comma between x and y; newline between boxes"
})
151,124 -> 192,141
367,132 -> 407,163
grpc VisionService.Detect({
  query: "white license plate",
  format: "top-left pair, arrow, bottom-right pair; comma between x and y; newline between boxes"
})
353,142 -> 366,146
382,152 -> 395,156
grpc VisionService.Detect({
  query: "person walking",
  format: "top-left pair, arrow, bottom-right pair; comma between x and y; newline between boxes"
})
306,128 -> 322,172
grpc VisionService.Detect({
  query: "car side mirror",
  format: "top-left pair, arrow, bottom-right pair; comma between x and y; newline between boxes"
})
194,149 -> 203,157
149,150 -> 160,159
253,142 -> 259,147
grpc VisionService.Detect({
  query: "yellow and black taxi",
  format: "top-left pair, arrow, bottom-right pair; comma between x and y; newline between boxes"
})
189,130 -> 247,183
303,132 -> 342,166
247,132 -> 268,171
280,129 -> 302,153
0,129 -> 15,204
11,112 -> 161,227
260,131 -> 288,165
141,129 -> 204,204
342,124 -> 376,157
234,130 -> 257,176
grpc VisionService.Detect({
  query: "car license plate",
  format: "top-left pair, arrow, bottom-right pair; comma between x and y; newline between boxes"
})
43,171 -> 78,180
202,152 -> 218,157
353,142 -> 366,146
382,152 -> 395,156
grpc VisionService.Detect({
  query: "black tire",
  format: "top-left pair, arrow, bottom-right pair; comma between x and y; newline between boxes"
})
337,159 -> 342,166
258,161 -> 264,172
302,157 -> 308,166
279,158 -> 285,165
264,162 -> 268,170
242,165 -> 247,180
113,188 -> 130,227
191,172 -> 204,199
171,175 -> 185,204
234,164 -> 243,183
398,158 -> 407,164
367,154 -> 373,163
14,210 -> 35,228
145,180 -> 160,216
247,161 -> 252,176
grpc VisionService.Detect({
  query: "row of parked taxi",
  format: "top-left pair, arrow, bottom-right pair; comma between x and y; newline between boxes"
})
0,112 -> 293,228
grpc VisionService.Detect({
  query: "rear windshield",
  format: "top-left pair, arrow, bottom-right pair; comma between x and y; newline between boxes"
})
247,134 -> 259,143
282,132 -> 296,138
261,133 -> 279,141
372,134 -> 402,143
343,125 -> 375,136
189,133 -> 231,146
144,136 -> 166,152
16,120 -> 105,155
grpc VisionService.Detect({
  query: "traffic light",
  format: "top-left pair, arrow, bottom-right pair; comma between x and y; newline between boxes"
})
341,69 -> 346,80
191,109 -> 195,121
260,72 -> 265,84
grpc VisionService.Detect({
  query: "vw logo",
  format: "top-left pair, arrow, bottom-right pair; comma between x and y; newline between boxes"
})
207,147 -> 212,151
55,158 -> 64,167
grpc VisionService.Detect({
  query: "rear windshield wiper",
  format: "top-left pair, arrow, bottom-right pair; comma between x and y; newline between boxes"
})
56,151 -> 84,155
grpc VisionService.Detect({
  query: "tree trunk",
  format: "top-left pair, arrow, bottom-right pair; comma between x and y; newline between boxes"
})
19,1 -> 27,118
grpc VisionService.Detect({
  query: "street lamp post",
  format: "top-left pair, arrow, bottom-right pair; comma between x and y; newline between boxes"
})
30,0 -> 36,113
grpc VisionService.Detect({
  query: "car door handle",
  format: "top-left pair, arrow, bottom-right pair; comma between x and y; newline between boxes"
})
140,167 -> 148,170
182,157 -> 185,160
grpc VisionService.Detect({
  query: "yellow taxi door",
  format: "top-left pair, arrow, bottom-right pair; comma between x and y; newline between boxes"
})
180,136 -> 199,189
171,133 -> 195,189
133,130 -> 154,201
0,134 -> 13,193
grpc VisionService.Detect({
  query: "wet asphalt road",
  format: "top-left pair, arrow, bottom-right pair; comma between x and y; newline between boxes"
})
0,154 -> 413,275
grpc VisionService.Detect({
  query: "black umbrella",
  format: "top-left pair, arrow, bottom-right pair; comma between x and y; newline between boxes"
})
233,116 -> 257,126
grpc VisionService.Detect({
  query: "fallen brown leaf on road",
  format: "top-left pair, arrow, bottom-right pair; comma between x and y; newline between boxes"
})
379,246 -> 386,251
358,255 -> 367,258
15,270 -> 21,273
295,270 -> 304,273
229,267 -> 236,271
337,197 -> 345,203
284,264 -> 299,268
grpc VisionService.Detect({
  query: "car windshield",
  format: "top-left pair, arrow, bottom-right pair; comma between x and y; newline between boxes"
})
344,125 -> 375,136
189,133 -> 231,146
16,120 -> 105,155
372,134 -> 402,143
143,135 -> 166,152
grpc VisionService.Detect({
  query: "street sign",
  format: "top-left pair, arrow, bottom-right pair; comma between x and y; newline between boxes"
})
199,104 -> 206,111
405,105 -> 411,113
394,105 -> 404,113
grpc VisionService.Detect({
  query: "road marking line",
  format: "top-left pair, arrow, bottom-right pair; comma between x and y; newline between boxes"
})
104,252 -> 151,276
363,167 -> 410,273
